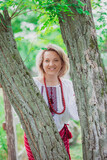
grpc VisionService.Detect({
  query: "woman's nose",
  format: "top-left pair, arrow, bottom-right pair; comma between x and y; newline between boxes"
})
49,61 -> 54,66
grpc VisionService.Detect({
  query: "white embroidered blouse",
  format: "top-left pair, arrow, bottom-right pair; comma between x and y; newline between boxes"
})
33,77 -> 79,131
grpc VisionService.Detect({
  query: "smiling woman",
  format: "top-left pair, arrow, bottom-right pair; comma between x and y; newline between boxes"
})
42,50 -> 62,81
36,44 -> 69,79
24,44 -> 79,160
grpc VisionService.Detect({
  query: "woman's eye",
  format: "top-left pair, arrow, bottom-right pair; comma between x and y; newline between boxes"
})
45,60 -> 49,62
54,59 -> 58,61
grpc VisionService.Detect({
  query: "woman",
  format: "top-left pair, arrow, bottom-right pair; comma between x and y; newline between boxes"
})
24,44 -> 79,160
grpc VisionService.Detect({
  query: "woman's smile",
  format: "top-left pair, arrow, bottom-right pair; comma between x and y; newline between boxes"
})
48,67 -> 56,70
43,50 -> 62,76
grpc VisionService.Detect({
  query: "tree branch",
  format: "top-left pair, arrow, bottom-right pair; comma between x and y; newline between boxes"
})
0,13 -> 7,30
3,8 -> 10,21
11,6 -> 28,19
11,8 -> 48,19
0,13 -> 4,22
11,0 -> 24,18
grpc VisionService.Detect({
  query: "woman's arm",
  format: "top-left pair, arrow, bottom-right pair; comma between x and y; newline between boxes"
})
0,84 -> 2,88
65,79 -> 79,121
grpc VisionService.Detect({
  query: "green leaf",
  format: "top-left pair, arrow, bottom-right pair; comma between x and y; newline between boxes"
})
84,10 -> 90,16
15,37 -> 24,41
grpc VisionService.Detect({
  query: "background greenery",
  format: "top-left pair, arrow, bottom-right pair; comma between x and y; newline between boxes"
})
10,0 -> 107,71
0,0 -> 106,159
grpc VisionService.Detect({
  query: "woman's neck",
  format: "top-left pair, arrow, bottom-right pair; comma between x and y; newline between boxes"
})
45,75 -> 60,86
38,75 -> 60,86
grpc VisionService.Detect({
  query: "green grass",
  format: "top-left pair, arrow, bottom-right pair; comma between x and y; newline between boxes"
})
70,143 -> 83,160
16,123 -> 24,152
70,131 -> 83,160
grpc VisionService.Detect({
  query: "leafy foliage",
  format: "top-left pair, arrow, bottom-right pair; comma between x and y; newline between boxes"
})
0,0 -> 90,20
10,5 -> 66,70
92,0 -> 107,54
0,0 -> 106,70
0,0 -> 103,70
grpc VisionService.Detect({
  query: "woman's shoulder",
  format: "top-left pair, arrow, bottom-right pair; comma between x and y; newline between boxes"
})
33,76 -> 38,81
61,78 -> 75,97
33,77 -> 43,86
33,76 -> 42,81
61,78 -> 73,86
61,78 -> 74,91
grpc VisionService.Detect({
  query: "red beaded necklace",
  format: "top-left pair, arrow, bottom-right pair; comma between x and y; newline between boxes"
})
44,76 -> 66,115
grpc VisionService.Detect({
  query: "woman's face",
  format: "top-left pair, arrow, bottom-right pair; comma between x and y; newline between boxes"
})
42,50 -> 62,77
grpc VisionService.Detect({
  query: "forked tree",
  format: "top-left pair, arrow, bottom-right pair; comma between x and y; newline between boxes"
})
0,0 -> 107,159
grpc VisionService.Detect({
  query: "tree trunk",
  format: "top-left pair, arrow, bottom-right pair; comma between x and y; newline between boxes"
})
58,0 -> 107,159
3,90 -> 18,160
0,9 -> 69,160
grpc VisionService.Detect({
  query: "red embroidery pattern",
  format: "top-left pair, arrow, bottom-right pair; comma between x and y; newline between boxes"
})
44,76 -> 66,114
47,87 -> 57,116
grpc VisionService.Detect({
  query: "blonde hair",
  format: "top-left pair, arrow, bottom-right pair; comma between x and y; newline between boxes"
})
36,44 -> 69,77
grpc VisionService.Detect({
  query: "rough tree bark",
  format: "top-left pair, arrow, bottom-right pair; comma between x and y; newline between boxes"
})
3,90 -> 17,160
0,9 -> 69,160
58,0 -> 107,160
